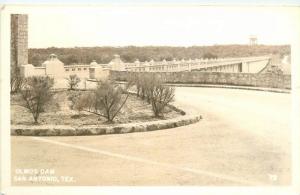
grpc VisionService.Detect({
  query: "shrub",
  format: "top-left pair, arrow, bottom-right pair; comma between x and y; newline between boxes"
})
73,80 -> 129,123
150,84 -> 175,117
131,74 -> 161,101
127,74 -> 142,98
20,76 -> 54,124
69,91 -> 93,115
68,91 -> 82,110
66,74 -> 81,90
143,74 -> 164,103
131,74 -> 175,117
11,66 -> 24,94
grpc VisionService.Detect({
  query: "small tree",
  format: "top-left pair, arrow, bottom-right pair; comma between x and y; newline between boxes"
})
74,80 -> 129,123
143,74 -> 163,103
20,76 -> 54,124
131,73 -> 175,117
66,74 -> 81,90
127,74 -> 142,97
150,84 -> 175,117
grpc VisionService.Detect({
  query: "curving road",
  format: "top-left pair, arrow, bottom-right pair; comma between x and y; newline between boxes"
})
11,87 -> 291,186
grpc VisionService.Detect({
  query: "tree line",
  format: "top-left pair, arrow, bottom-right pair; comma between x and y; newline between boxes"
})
28,45 -> 290,66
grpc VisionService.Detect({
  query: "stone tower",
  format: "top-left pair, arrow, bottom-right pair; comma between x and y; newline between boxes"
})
11,14 -> 28,69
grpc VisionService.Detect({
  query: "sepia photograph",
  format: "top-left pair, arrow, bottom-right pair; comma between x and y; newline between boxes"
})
1,3 -> 300,195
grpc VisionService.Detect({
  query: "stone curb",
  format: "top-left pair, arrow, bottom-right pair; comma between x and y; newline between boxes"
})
114,81 -> 290,94
11,114 -> 201,136
164,83 -> 291,94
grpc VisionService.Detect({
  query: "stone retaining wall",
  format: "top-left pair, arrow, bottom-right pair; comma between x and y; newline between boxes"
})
110,71 -> 291,89
11,114 -> 201,136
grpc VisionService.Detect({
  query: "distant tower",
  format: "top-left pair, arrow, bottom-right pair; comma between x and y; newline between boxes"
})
249,35 -> 257,45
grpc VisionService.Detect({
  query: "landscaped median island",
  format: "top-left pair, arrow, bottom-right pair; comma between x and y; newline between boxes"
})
11,75 -> 201,136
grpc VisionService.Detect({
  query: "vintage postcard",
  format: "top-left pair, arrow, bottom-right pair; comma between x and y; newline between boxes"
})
1,3 -> 300,195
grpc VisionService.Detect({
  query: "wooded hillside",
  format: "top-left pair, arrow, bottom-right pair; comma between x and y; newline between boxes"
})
29,45 -> 290,66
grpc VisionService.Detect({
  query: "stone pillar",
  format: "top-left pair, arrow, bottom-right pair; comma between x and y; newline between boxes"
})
226,66 -> 230,72
234,64 -> 238,73
134,59 -> 140,67
11,14 -> 28,70
43,54 -> 65,78
109,54 -> 126,71
241,62 -> 247,73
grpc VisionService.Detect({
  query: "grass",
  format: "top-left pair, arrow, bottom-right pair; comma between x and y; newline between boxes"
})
11,90 -> 181,126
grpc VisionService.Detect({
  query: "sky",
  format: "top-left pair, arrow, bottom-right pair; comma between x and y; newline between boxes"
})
25,6 -> 299,48
2,0 -> 300,4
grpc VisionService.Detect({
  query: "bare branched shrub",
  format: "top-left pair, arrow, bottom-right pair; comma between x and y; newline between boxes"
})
132,74 -> 159,100
150,85 -> 175,117
69,91 -> 93,115
20,76 -> 54,124
128,74 -> 142,97
143,74 -> 162,103
132,73 -> 175,117
139,75 -> 147,100
126,74 -> 139,95
68,91 -> 82,111
11,66 -> 24,94
73,80 -> 129,123
66,74 -> 81,90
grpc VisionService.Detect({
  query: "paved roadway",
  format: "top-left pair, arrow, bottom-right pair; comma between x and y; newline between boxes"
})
11,87 -> 291,186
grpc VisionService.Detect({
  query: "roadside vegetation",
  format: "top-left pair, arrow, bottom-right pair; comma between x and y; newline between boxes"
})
66,74 -> 81,90
11,66 -> 24,94
71,80 -> 130,123
18,76 -> 54,124
11,75 -> 180,125
129,74 -> 175,118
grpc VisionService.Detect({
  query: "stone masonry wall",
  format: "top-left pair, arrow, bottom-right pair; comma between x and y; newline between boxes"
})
11,14 -> 28,69
110,71 -> 291,89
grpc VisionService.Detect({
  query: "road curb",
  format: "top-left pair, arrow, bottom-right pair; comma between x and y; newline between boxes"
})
164,84 -> 290,93
11,114 -> 201,136
113,81 -> 290,94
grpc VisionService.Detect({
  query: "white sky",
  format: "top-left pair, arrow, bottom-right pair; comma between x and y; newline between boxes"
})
27,6 -> 297,48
